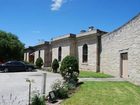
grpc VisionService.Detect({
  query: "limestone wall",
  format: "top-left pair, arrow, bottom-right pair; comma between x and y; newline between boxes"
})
77,35 -> 97,71
44,44 -> 52,67
101,14 -> 140,84
34,44 -> 52,67
34,50 -> 45,64
52,38 -> 75,62
24,53 -> 27,61
34,51 -> 38,63
51,32 -> 102,71
26,52 -> 29,62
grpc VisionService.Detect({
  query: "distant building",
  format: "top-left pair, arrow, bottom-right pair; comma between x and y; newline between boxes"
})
24,13 -> 140,85
24,41 -> 52,67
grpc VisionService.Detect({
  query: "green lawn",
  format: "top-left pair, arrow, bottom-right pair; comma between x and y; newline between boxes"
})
61,81 -> 140,105
79,71 -> 113,78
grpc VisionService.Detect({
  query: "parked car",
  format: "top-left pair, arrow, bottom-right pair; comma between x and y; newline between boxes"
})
0,61 -> 36,72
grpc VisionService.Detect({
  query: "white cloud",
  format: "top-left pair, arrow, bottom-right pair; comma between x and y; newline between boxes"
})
51,0 -> 66,11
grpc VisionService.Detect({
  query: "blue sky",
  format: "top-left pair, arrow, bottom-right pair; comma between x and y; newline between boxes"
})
0,0 -> 140,47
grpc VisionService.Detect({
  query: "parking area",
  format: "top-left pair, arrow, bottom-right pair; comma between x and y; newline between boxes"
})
0,70 -> 62,105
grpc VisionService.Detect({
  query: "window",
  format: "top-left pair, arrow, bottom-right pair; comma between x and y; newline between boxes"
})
38,50 -> 40,58
58,47 -> 62,61
83,44 -> 88,63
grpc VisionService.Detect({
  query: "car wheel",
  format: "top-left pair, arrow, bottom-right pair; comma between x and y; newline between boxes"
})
4,68 -> 8,72
28,67 -> 32,71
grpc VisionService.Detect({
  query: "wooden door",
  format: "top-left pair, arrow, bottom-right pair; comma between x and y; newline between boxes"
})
120,53 -> 128,78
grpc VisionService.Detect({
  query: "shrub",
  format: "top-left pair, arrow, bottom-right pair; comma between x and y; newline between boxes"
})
56,87 -> 68,99
31,94 -> 45,105
50,80 -> 68,99
52,59 -> 59,73
63,80 -> 77,90
60,55 -> 79,82
35,57 -> 43,69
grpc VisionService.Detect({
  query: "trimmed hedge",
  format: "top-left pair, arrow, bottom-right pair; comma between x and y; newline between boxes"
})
52,59 -> 59,73
35,57 -> 43,69
60,55 -> 79,81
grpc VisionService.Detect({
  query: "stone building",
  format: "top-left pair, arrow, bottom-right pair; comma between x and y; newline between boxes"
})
24,13 -> 140,84
51,33 -> 76,63
100,13 -> 140,84
24,41 -> 52,67
50,28 -> 106,71
76,28 -> 106,71
25,28 -> 106,71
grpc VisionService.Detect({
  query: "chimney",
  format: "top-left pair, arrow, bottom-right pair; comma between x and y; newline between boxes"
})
88,26 -> 94,31
80,30 -> 86,33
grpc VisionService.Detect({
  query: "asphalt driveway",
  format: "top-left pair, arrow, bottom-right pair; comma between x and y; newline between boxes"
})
0,70 -> 62,105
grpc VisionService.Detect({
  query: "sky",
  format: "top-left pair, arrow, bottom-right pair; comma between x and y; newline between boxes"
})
0,0 -> 140,47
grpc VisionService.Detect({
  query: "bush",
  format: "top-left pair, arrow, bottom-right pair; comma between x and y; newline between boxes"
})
56,87 -> 68,99
60,55 -> 79,82
35,57 -> 43,69
50,80 -> 68,99
63,80 -> 77,90
31,94 -> 45,105
52,59 -> 59,73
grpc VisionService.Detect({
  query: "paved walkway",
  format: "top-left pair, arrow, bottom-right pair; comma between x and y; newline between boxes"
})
79,77 -> 126,82
0,70 -> 62,105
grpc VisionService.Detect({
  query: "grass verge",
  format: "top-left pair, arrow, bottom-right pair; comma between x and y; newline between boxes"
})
61,81 -> 140,105
79,71 -> 113,78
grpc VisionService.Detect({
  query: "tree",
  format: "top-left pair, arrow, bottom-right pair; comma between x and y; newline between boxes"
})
35,57 -> 43,69
52,59 -> 59,73
60,55 -> 79,82
0,30 -> 24,62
